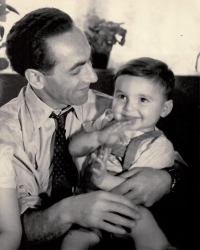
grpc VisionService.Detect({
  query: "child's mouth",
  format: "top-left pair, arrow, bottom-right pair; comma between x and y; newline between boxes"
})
122,115 -> 140,121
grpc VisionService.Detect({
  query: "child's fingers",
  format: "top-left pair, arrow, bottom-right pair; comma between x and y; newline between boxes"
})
92,167 -> 102,178
96,157 -> 106,171
118,120 -> 133,128
106,147 -> 112,155
91,153 -> 104,167
91,152 -> 98,162
98,146 -> 105,159
111,121 -> 132,131
102,147 -> 111,162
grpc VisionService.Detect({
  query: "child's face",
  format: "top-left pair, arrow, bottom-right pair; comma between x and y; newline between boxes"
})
112,75 -> 172,132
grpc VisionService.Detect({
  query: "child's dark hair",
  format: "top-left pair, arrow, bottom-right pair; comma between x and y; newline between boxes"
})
114,57 -> 175,100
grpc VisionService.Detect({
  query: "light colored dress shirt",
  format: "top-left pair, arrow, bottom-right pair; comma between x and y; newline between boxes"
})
0,84 -> 112,213
83,109 -> 175,173
0,144 -> 16,189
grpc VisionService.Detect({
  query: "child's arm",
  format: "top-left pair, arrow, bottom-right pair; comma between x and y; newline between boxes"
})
69,120 -> 132,157
90,148 -> 126,191
0,187 -> 22,250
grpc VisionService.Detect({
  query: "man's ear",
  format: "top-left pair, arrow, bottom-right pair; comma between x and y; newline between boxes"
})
160,99 -> 173,118
25,69 -> 45,90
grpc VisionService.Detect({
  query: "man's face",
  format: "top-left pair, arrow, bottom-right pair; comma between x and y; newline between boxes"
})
41,26 -> 97,109
112,75 -> 168,132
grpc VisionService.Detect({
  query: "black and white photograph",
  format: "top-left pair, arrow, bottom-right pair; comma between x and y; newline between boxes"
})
0,0 -> 199,249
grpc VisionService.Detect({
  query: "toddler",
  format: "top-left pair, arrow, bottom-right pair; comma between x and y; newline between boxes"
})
64,57 -> 176,250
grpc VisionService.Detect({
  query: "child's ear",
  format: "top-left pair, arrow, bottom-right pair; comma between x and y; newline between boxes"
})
25,69 -> 45,90
161,100 -> 173,118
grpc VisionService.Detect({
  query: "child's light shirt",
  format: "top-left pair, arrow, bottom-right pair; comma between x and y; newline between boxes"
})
0,144 -> 16,189
82,109 -> 174,172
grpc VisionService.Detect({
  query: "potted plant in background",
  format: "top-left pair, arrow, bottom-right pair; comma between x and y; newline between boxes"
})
85,15 -> 127,69
0,0 -> 19,70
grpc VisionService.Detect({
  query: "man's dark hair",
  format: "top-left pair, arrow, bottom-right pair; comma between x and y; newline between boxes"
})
6,8 -> 74,76
114,57 -> 175,100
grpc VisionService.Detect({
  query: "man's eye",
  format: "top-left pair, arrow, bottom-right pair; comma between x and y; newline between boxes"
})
140,97 -> 148,102
71,67 -> 81,75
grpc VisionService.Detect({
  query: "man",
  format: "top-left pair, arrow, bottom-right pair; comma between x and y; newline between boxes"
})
0,7 -> 178,249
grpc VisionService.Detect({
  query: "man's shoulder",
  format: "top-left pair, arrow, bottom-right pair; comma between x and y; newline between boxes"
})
0,99 -> 21,121
0,88 -> 25,129
0,86 -> 25,111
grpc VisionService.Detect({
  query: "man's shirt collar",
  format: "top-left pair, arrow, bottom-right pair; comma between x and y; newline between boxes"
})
25,84 -> 53,129
25,84 -> 94,129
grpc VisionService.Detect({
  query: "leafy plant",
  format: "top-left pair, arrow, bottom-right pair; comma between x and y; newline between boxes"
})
0,0 -> 19,49
0,0 -> 19,70
85,15 -> 127,55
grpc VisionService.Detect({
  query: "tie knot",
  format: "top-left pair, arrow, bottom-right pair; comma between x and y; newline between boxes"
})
50,108 -> 74,128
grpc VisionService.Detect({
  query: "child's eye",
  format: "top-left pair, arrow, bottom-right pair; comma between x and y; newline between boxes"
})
118,94 -> 126,100
140,97 -> 148,103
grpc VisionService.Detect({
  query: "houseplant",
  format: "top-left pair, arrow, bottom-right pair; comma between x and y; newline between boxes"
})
85,15 -> 127,69
0,0 -> 19,70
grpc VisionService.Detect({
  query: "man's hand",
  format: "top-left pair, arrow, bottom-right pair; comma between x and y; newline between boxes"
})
61,191 -> 140,235
111,167 -> 172,207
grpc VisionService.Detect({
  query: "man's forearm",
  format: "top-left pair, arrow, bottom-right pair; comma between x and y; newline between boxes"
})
162,157 -> 188,194
98,173 -> 126,191
111,167 -> 173,207
0,232 -> 21,250
22,201 -> 72,244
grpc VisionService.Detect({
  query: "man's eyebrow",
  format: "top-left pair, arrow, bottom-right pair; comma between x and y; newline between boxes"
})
69,61 -> 86,71
69,47 -> 92,71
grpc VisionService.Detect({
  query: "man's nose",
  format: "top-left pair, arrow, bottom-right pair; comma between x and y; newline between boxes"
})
82,62 -> 98,83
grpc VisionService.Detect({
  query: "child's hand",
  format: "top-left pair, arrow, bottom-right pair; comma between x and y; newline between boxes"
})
90,147 -> 111,188
98,120 -> 134,146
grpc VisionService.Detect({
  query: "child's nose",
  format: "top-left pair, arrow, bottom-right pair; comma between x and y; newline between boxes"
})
124,101 -> 137,111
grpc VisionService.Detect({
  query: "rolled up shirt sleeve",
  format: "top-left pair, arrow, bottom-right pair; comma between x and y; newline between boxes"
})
0,145 -> 16,189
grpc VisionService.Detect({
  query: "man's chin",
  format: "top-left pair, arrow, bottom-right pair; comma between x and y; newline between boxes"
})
75,94 -> 89,106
